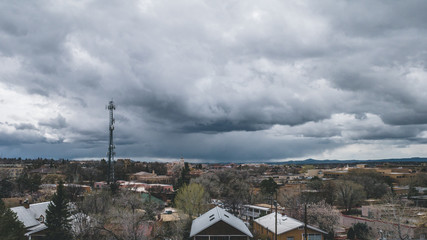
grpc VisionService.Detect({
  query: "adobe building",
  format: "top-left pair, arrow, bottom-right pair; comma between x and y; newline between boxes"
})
129,170 -> 172,184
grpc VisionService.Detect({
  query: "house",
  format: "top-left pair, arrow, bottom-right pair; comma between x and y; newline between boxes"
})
10,201 -> 86,240
341,209 -> 427,239
94,181 -> 108,189
129,170 -> 172,184
242,204 -> 271,220
253,213 -> 327,240
190,206 -> 253,240
10,201 -> 50,239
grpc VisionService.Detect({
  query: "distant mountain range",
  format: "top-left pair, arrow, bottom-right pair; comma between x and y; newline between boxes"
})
272,157 -> 427,165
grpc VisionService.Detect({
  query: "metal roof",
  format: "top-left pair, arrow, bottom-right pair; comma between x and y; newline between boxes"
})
10,202 -> 50,228
25,224 -> 47,236
243,204 -> 271,211
190,206 -> 253,237
254,212 -> 327,235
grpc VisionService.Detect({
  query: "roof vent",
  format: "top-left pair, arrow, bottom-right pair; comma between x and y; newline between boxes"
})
224,214 -> 229,218
23,199 -> 30,209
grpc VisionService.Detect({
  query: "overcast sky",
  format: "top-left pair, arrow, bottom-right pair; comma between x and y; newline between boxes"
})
1,0 -> 427,162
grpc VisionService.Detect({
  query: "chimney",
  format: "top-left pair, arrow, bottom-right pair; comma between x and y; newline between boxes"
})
23,199 -> 30,209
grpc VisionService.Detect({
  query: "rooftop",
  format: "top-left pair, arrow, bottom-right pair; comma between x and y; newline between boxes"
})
10,202 -> 50,228
254,212 -> 327,235
190,206 -> 253,237
243,204 -> 271,211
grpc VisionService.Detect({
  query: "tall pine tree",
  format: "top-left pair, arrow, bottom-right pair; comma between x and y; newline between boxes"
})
45,181 -> 72,240
0,199 -> 26,240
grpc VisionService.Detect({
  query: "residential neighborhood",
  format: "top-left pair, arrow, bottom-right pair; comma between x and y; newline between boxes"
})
1,157 -> 426,239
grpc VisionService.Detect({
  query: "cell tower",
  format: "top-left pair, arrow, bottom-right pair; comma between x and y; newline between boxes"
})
106,100 -> 116,184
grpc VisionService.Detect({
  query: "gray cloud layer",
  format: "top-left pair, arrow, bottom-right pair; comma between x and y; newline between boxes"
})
0,0 -> 427,161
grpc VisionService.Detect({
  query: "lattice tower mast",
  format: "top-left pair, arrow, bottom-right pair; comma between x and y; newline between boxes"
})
107,100 -> 116,184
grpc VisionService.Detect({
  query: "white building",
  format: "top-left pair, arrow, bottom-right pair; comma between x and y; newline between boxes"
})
11,201 -> 49,239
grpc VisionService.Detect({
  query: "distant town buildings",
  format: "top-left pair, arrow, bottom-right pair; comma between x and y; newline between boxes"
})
115,180 -> 174,192
129,170 -> 172,184
0,163 -> 25,179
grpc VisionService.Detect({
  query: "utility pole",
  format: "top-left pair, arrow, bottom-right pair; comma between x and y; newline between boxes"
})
274,198 -> 278,240
304,203 -> 308,240
106,100 -> 116,184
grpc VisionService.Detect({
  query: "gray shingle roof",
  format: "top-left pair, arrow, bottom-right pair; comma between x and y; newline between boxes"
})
190,206 -> 253,237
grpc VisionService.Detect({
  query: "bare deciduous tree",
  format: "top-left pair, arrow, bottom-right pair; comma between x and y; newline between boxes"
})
75,189 -> 162,240
379,194 -> 417,240
192,169 -> 251,214
334,180 -> 366,213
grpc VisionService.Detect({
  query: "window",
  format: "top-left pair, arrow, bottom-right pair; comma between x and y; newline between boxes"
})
302,234 -> 322,240
211,237 -> 229,240
195,237 -> 209,240
287,237 -> 294,240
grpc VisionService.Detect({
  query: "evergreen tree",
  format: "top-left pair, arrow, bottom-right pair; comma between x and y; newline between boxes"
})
260,177 -> 278,195
45,181 -> 72,240
175,162 -> 191,190
347,223 -> 372,240
0,199 -> 26,240
0,178 -> 14,198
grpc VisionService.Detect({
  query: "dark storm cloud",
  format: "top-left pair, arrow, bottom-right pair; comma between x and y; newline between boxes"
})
1,0 -> 427,161
117,130 -> 343,162
0,128 -> 47,146
14,123 -> 37,131
184,120 -> 269,133
39,114 -> 68,129
315,1 -> 427,37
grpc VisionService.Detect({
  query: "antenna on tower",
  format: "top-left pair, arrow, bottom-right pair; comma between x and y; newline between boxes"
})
106,100 -> 116,184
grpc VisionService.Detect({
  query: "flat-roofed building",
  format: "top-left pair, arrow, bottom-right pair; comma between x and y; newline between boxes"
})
129,170 -> 172,184
242,204 -> 271,220
323,170 -> 348,179
305,169 -> 324,178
